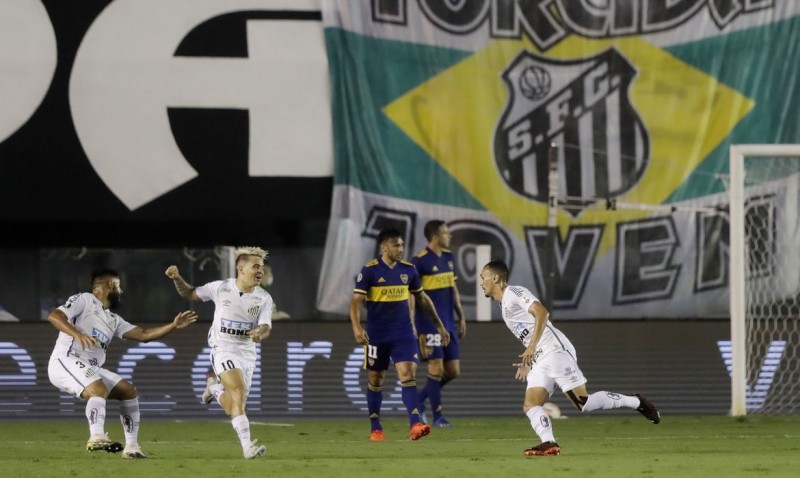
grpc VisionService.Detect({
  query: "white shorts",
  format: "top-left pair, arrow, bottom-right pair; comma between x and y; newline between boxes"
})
210,348 -> 255,396
526,350 -> 587,394
48,356 -> 124,398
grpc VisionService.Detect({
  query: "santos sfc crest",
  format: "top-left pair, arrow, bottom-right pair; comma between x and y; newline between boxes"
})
494,48 -> 649,214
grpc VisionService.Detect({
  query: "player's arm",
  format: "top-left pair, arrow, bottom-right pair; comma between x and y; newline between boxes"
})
248,324 -> 271,342
47,309 -> 96,350
408,294 -> 418,337
349,293 -> 369,344
123,310 -> 198,342
413,291 -> 450,346
164,265 -> 201,301
519,301 -> 550,367
452,284 -> 466,338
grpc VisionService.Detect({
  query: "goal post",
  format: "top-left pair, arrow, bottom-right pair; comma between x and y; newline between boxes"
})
729,144 -> 800,416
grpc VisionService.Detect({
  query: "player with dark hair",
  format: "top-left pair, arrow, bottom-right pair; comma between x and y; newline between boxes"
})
350,228 -> 451,441
47,269 -> 197,458
411,220 -> 466,427
166,246 -> 273,459
478,260 -> 660,456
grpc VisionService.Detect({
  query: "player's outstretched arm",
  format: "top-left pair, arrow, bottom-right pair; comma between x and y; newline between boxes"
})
165,265 -> 200,301
123,310 -> 198,343
416,291 -> 451,346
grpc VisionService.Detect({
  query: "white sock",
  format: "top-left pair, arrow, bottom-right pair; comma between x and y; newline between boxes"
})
211,384 -> 225,403
525,406 -> 556,443
582,391 -> 640,412
119,398 -> 141,445
86,397 -> 107,437
231,415 -> 252,449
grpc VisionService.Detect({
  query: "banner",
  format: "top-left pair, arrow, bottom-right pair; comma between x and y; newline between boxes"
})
317,1 -> 800,318
0,0 -> 331,243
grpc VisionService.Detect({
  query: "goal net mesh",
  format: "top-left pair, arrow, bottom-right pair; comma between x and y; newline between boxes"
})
736,154 -> 800,414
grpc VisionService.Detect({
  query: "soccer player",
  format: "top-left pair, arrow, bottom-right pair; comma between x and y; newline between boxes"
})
165,246 -> 273,460
47,269 -> 198,459
478,260 -> 661,456
410,220 -> 466,427
350,228 -> 451,441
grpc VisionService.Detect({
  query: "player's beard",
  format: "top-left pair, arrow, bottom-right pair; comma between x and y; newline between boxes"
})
108,290 -> 122,310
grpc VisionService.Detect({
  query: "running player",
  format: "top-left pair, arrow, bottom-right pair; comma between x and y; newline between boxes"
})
47,269 -> 197,459
350,228 -> 451,441
478,260 -> 661,456
411,220 -> 466,427
165,246 -> 272,459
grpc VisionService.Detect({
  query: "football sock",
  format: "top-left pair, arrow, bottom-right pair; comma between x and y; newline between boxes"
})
210,383 -> 225,402
526,406 -> 556,443
582,391 -> 640,412
425,376 -> 443,421
400,379 -> 421,426
367,383 -> 383,431
231,414 -> 252,449
86,396 -> 107,437
119,398 -> 141,445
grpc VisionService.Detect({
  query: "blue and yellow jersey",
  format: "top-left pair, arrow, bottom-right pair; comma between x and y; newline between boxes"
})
411,247 -> 457,334
354,256 -> 422,342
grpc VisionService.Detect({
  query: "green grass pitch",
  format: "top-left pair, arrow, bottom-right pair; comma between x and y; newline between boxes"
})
0,415 -> 798,477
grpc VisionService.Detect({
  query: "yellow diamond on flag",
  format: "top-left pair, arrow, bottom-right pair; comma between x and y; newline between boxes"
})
383,37 -> 754,252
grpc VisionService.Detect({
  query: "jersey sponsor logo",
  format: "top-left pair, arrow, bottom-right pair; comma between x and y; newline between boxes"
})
495,49 -> 648,215
421,272 -> 455,291
222,299 -> 232,306
91,328 -> 111,351
400,274 -> 408,284
367,286 -> 410,302
219,318 -> 253,336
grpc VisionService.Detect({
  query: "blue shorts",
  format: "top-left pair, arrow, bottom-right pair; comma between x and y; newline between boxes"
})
363,337 -> 419,371
418,332 -> 460,362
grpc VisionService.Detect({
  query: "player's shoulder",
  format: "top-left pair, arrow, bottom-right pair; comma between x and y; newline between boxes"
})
414,248 -> 429,259
363,258 -> 379,268
506,285 -> 531,297
399,259 -> 416,268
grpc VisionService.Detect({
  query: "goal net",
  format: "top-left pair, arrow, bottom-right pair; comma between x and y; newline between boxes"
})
728,145 -> 800,416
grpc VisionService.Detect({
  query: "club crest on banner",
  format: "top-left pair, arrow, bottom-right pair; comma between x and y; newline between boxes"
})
494,48 -> 649,216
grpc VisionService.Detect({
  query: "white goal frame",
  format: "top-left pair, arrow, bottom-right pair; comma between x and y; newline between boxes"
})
728,144 -> 800,416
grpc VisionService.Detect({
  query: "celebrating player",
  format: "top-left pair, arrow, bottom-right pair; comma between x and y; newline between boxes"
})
478,260 -> 660,456
350,228 -> 451,441
165,246 -> 273,460
47,269 -> 197,459
410,220 -> 466,427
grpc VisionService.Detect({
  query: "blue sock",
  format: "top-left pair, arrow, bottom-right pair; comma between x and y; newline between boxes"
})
401,380 -> 421,426
418,383 -> 429,414
367,383 -> 383,431
426,377 -> 443,421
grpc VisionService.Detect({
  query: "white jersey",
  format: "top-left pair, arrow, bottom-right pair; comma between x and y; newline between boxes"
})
501,285 -> 575,360
196,279 -> 273,357
49,292 -> 136,367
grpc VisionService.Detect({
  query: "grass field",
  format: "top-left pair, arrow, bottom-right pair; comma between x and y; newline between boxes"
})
0,415 -> 798,477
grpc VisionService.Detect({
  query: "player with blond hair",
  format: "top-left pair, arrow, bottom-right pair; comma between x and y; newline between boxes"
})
478,260 -> 660,456
165,246 -> 273,459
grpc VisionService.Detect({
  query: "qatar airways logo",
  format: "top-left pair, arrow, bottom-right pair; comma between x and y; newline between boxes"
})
0,0 -> 330,211
372,0 -> 775,51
